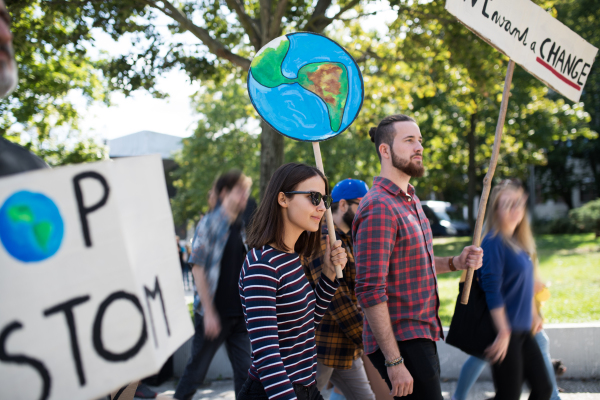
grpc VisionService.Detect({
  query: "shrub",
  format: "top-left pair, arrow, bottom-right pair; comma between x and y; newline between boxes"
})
533,216 -> 584,235
569,199 -> 600,237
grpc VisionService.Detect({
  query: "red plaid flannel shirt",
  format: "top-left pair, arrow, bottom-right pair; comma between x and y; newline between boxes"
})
352,177 -> 443,355
301,225 -> 363,369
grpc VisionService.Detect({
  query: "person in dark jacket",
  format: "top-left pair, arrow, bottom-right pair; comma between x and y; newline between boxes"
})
174,170 -> 254,400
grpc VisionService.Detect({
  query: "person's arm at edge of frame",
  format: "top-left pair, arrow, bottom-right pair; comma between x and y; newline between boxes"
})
354,198 -> 413,397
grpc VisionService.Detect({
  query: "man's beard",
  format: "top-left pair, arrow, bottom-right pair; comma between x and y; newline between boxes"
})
342,207 -> 355,228
391,147 -> 425,178
0,45 -> 18,98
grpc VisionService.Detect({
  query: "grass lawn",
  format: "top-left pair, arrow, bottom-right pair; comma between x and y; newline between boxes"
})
434,233 -> 600,327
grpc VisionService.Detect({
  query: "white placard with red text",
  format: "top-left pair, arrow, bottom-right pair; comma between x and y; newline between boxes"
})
446,0 -> 598,102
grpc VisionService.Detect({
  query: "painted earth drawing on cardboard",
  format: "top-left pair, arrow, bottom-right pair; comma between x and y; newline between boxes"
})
0,190 -> 64,262
248,32 -> 364,141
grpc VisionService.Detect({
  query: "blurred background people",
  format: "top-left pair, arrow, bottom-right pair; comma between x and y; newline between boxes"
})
174,170 -> 253,400
182,241 -> 193,291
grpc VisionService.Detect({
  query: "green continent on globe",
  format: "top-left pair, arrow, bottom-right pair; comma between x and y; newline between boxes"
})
8,204 -> 34,223
250,38 -> 295,87
33,221 -> 53,250
251,37 -> 349,132
296,62 -> 348,131
7,204 -> 53,250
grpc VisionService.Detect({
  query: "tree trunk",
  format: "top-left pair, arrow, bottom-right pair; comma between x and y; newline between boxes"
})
467,113 -> 478,230
259,120 -> 284,199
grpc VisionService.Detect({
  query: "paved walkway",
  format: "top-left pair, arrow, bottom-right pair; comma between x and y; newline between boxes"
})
143,378 -> 600,400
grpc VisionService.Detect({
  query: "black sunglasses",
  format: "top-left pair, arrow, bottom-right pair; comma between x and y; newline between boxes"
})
284,191 -> 333,209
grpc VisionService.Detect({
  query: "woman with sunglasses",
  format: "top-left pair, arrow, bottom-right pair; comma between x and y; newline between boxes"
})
238,163 -> 347,400
476,180 -> 552,400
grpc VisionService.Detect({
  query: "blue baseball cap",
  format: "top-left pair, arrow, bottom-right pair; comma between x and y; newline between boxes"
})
331,179 -> 369,203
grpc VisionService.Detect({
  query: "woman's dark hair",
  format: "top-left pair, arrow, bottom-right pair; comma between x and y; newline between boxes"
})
368,114 -> 415,161
247,163 -> 328,257
214,169 -> 243,196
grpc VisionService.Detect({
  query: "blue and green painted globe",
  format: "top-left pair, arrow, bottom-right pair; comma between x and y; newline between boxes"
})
0,191 -> 64,262
248,32 -> 364,141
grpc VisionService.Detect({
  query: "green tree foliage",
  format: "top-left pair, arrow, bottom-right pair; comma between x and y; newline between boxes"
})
2,0 -> 108,164
385,0 -> 594,224
4,0 -> 365,184
171,1 -> 596,224
35,136 -> 107,167
10,0 -> 587,219
170,75 -> 260,225
174,0 -> 593,223
535,0 -> 600,202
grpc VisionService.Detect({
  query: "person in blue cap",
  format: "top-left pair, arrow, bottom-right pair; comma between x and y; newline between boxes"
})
301,179 -> 376,400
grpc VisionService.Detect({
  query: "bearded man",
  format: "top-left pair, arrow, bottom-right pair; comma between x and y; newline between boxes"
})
352,114 -> 484,399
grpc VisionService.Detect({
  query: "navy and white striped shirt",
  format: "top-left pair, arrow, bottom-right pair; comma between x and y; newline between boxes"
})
239,245 -> 339,400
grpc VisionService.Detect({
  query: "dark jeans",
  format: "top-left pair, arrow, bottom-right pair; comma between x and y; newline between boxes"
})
174,314 -> 251,400
237,377 -> 325,400
368,339 -> 443,400
491,332 -> 552,400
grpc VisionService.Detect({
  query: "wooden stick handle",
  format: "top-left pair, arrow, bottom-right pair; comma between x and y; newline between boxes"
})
461,59 -> 516,305
313,142 -> 343,279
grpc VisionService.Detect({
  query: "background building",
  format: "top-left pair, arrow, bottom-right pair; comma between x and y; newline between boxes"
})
108,130 -> 187,237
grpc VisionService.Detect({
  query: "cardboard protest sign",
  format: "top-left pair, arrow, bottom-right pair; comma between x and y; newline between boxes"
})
0,155 -> 194,400
445,0 -> 598,103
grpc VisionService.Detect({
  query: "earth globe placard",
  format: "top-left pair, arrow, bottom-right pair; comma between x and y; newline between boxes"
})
0,190 -> 64,262
248,32 -> 364,141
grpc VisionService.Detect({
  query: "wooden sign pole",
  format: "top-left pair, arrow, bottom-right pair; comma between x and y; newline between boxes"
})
461,59 -> 516,304
313,142 -> 344,279
110,381 -> 139,400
